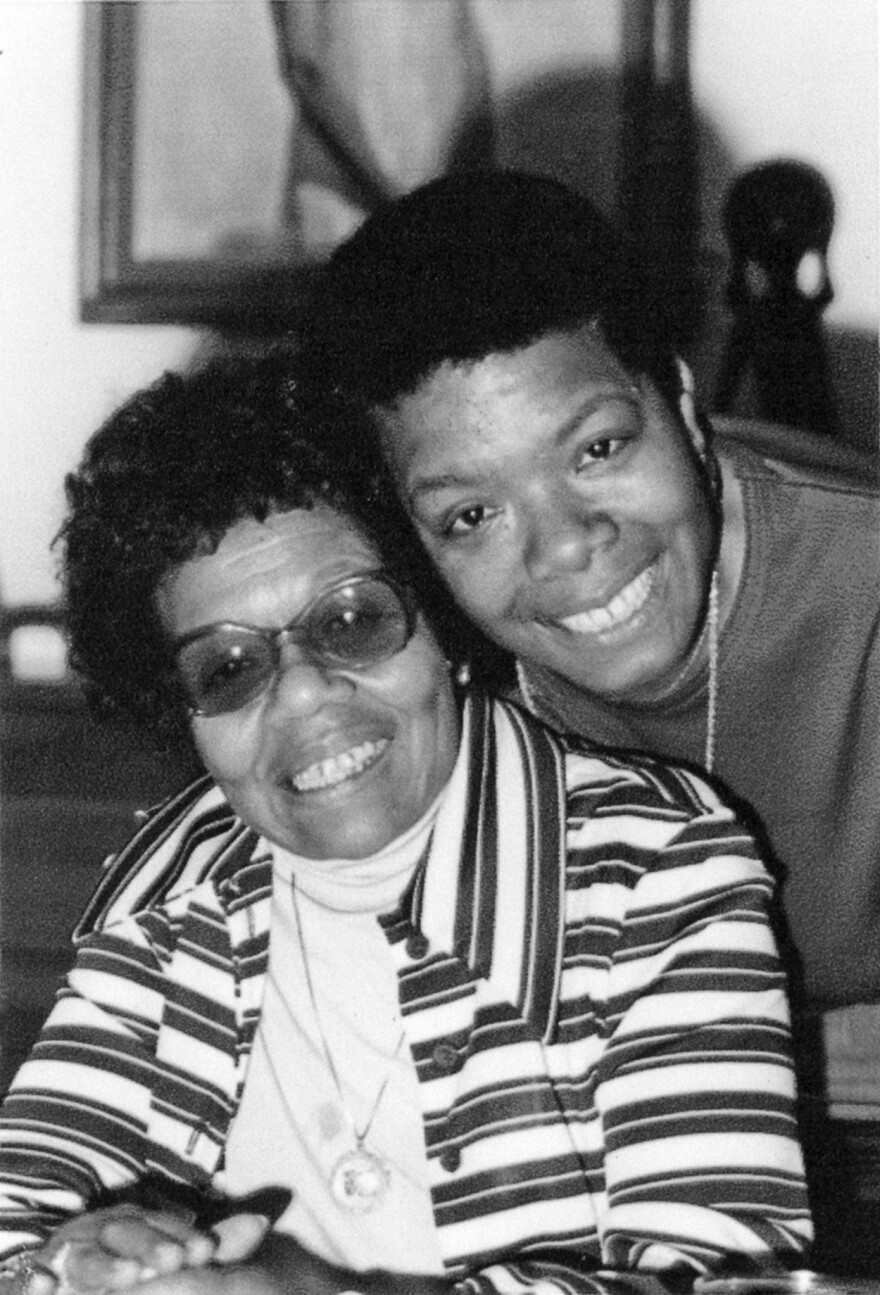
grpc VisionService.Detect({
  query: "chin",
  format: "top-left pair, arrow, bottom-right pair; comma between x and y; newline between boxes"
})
562,647 -> 679,700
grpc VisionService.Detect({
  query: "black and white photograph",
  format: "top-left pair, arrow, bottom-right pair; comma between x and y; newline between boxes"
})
0,4 -> 877,1293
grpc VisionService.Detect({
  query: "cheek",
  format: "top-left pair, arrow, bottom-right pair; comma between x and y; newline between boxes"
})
665,471 -> 706,531
399,658 -> 452,729
642,436 -> 708,519
664,469 -> 716,562
607,447 -> 711,566
389,654 -> 460,769
435,557 -> 507,630
192,720 -> 260,790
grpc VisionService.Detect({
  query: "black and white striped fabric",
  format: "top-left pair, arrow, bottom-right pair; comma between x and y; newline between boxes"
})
0,692 -> 811,1289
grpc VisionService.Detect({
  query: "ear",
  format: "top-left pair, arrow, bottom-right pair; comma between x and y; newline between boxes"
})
676,357 -> 708,463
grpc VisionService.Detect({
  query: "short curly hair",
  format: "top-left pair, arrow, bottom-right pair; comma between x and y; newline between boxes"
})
57,351 -> 494,754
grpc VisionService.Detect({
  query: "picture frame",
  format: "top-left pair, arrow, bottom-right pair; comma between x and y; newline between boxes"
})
79,0 -> 694,333
80,1 -> 319,330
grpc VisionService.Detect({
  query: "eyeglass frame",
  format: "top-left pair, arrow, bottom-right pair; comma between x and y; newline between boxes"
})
172,569 -> 419,718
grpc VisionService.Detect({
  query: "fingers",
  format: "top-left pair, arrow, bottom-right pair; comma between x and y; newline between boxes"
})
14,1265 -> 55,1295
41,1208 -> 219,1295
209,1218 -> 270,1266
48,1241 -> 144,1293
99,1217 -> 215,1272
31,1199 -> 283,1295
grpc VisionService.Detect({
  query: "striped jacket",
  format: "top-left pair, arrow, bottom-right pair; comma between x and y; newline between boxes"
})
0,693 -> 811,1291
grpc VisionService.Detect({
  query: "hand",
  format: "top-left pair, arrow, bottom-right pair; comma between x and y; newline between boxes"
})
33,1204 -> 270,1295
124,1233 -> 452,1295
117,1235 -> 349,1295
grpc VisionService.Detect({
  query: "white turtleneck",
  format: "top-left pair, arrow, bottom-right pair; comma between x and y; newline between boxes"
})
221,778 -> 456,1274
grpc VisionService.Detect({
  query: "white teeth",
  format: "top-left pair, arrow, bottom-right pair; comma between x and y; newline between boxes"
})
560,566 -> 654,635
291,739 -> 388,792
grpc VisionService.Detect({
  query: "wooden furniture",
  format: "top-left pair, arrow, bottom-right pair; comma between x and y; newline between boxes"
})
0,605 -> 198,1093
715,159 -> 840,437
714,415 -> 878,487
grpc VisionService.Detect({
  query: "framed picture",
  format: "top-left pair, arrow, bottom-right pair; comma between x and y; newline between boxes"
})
80,0 -> 695,333
80,1 -> 321,330
80,0 -> 500,330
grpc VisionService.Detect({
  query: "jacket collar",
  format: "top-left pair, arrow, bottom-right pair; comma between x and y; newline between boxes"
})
398,691 -> 568,1042
76,695 -> 568,1043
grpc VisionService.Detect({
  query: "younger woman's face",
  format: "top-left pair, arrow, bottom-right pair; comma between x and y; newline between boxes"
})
377,325 -> 715,702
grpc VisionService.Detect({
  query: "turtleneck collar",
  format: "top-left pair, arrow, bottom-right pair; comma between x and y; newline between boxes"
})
271,746 -> 463,915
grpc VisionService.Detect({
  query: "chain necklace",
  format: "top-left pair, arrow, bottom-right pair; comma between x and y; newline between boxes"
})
291,882 -> 405,1213
517,568 -> 720,774
704,567 -> 719,773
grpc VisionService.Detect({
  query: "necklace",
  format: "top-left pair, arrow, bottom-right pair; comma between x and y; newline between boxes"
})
517,567 -> 720,773
704,567 -> 719,773
291,883 -> 405,1213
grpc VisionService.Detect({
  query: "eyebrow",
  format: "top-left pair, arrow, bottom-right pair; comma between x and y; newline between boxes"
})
407,387 -> 641,505
409,470 -> 474,504
171,566 -> 388,644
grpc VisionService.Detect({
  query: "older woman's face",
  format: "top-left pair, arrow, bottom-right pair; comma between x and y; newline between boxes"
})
377,325 -> 715,702
157,505 -> 460,859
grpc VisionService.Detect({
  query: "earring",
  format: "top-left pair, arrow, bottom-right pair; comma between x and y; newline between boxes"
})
452,661 -> 471,688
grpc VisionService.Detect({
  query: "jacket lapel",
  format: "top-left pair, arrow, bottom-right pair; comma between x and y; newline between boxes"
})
416,692 -> 567,1041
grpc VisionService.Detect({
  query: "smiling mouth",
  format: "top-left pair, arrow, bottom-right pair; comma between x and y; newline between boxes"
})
558,563 -> 655,635
289,739 -> 389,793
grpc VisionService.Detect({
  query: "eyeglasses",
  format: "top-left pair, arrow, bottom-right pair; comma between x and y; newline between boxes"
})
174,571 -> 417,718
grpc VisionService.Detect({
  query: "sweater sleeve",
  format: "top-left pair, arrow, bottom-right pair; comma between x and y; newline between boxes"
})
459,763 -> 812,1295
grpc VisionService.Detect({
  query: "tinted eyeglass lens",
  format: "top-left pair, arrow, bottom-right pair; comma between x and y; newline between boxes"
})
178,629 -> 274,717
177,577 -> 413,717
311,580 -> 411,664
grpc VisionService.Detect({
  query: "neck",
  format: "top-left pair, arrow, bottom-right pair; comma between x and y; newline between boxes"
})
275,787 -> 447,915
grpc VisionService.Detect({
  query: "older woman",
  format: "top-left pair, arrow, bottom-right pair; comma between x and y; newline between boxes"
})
0,356 -> 810,1295
300,170 -> 880,1277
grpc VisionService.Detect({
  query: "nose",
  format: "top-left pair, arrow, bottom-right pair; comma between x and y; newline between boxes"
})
522,494 -> 617,581
267,640 -> 356,717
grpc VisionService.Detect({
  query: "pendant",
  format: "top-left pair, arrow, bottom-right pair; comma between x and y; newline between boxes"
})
330,1146 -> 391,1213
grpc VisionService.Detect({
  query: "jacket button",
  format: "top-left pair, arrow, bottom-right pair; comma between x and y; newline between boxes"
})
440,1146 -> 461,1173
432,1042 -> 458,1071
406,932 -> 430,959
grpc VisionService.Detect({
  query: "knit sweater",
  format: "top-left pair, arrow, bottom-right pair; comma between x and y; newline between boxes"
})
515,428 -> 879,1113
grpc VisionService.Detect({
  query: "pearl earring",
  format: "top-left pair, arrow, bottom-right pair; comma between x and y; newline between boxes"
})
453,662 -> 471,688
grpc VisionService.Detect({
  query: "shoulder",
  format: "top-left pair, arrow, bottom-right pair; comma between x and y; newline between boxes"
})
74,774 -> 264,938
492,693 -> 735,824
560,742 -> 770,908
713,414 -> 879,499
562,739 -> 734,823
